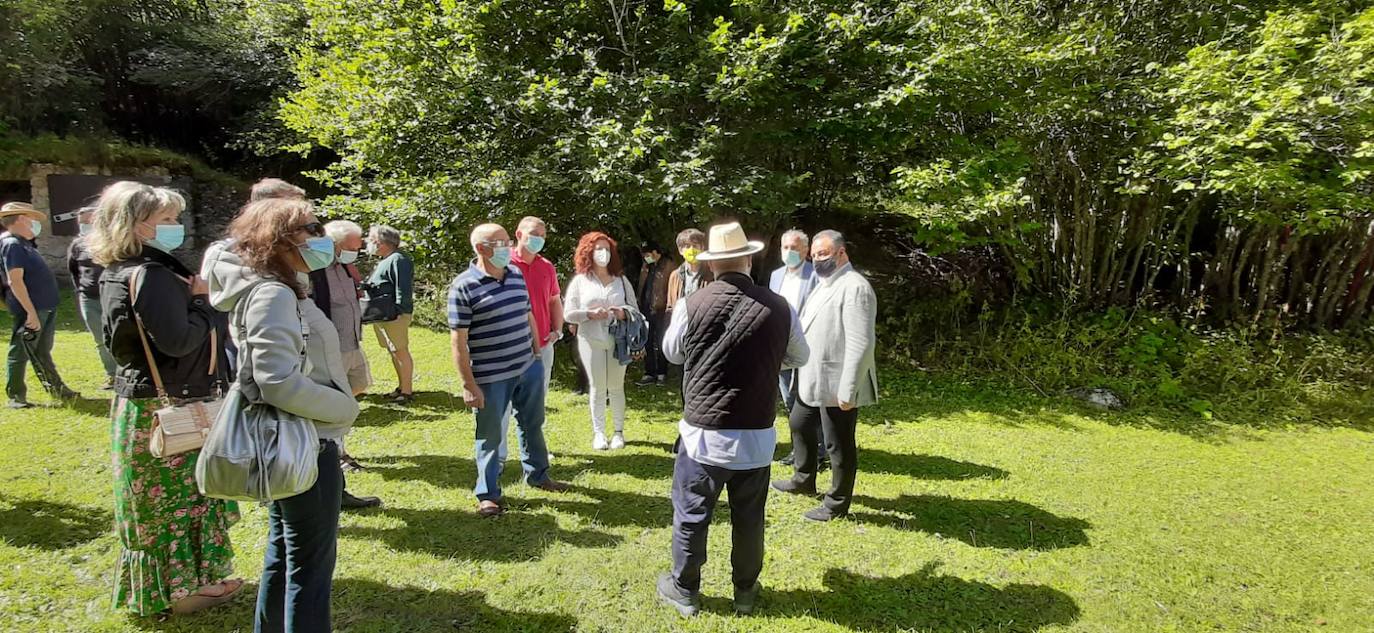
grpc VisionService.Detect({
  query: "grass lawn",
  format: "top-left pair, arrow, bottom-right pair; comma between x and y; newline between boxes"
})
1,298 -> 1372,632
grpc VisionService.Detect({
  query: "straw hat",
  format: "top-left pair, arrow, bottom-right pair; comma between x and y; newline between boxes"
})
695,221 -> 765,262
0,202 -> 44,221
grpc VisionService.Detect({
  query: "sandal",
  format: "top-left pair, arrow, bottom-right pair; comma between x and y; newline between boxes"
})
170,579 -> 245,615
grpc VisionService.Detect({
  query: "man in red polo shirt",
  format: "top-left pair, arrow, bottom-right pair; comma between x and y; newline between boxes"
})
500,215 -> 564,464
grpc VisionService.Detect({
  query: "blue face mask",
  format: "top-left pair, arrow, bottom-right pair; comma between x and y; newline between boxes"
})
145,223 -> 184,252
782,249 -> 803,269
300,236 -> 336,271
489,246 -> 513,268
525,235 -> 545,254
78,223 -> 92,236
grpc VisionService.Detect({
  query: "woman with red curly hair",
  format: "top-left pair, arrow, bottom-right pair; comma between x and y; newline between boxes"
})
563,231 -> 638,450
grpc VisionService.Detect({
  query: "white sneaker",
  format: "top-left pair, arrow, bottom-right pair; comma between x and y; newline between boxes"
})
610,433 -> 626,450
592,433 -> 609,451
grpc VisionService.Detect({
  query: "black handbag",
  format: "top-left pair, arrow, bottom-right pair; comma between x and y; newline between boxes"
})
360,281 -> 401,324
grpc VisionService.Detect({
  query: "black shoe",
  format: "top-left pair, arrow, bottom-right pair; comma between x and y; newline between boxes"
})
817,458 -> 830,473
734,581 -> 762,615
778,453 -> 795,466
803,506 -> 846,522
340,455 -> 366,472
341,492 -> 382,510
656,573 -> 699,618
634,375 -> 657,387
391,392 -> 414,405
770,479 -> 817,496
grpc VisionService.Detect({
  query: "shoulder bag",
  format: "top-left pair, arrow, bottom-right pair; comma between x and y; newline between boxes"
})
360,280 -> 400,324
196,281 -> 321,502
129,266 -> 224,458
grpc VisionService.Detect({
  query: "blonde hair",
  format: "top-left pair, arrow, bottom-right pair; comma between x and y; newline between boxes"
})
89,182 -> 186,266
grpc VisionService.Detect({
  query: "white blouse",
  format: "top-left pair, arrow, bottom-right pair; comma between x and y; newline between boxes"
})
564,272 -> 638,347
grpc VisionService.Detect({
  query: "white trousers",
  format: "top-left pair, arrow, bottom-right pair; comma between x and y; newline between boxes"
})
578,336 -> 626,435
498,343 -> 555,462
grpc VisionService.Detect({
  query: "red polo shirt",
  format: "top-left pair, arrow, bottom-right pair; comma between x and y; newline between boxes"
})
513,254 -> 561,345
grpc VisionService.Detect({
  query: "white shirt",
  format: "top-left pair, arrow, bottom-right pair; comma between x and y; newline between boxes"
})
780,265 -> 805,311
563,273 -> 637,348
662,294 -> 810,470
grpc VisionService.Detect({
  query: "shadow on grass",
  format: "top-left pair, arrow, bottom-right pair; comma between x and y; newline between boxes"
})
334,578 -> 578,632
851,495 -> 1090,550
529,484 -> 672,529
751,563 -> 1079,632
340,506 -> 620,562
0,497 -> 110,549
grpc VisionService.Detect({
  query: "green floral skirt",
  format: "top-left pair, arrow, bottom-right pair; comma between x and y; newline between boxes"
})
110,397 -> 240,616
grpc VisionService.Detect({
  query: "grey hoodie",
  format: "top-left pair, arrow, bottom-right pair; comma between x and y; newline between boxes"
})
204,244 -> 359,440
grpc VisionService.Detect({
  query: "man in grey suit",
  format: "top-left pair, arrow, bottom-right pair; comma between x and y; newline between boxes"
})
767,229 -> 824,467
771,229 -> 878,522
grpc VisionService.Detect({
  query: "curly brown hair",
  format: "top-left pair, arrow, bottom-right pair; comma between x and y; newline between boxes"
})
228,198 -> 315,299
574,231 -> 622,276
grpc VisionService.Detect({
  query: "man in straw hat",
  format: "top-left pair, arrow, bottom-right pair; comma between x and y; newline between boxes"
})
656,220 -> 809,617
1,202 -> 78,408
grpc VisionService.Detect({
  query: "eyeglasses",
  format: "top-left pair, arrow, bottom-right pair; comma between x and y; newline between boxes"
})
294,222 -> 325,237
480,239 -> 514,248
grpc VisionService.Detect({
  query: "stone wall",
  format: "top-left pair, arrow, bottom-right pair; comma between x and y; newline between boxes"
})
20,163 -> 245,281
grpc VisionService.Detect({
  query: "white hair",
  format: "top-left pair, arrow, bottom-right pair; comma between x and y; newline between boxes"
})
325,219 -> 363,242
781,228 -> 809,247
370,224 -> 402,248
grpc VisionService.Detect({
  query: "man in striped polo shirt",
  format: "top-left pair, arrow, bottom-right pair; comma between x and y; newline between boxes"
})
449,223 -> 569,517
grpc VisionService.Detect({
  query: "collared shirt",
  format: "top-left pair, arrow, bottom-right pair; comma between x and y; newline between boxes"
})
512,254 -> 560,346
447,261 -> 535,385
662,295 -> 809,470
780,265 -> 805,311
677,263 -> 708,299
324,263 -> 362,352
1,233 -> 58,313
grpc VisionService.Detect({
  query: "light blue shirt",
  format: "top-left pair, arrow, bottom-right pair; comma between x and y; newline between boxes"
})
663,295 -> 809,470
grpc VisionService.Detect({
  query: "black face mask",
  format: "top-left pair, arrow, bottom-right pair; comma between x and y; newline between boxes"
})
814,257 -> 839,278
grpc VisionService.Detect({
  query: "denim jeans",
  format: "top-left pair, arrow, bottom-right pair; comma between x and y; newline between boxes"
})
474,359 -> 550,502
498,343 -> 554,463
77,294 -> 117,378
6,308 -> 65,402
255,440 -> 342,633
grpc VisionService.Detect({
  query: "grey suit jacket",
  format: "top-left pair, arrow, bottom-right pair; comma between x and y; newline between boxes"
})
796,264 -> 878,408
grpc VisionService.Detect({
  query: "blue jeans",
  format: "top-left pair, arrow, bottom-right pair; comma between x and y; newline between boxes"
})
78,294 -> 117,378
255,440 -> 342,633
6,307 -> 65,402
474,359 -> 550,502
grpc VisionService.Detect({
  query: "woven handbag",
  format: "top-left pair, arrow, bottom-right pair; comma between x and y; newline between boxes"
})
129,266 -> 224,458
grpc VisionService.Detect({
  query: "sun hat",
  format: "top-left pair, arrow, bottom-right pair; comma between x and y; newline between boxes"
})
695,221 -> 765,262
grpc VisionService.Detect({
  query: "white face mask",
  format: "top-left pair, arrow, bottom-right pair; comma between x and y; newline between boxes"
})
338,250 -> 359,265
365,241 -> 378,256
594,248 -> 611,267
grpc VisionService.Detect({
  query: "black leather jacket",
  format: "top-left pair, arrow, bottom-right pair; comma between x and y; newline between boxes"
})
100,249 -> 230,400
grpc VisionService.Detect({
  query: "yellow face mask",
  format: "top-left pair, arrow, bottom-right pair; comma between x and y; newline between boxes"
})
681,248 -> 700,265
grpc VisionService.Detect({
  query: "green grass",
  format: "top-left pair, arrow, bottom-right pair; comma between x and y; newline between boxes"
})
2,298 -> 1373,632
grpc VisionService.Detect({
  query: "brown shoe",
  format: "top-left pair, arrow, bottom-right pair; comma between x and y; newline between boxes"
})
477,500 -> 504,517
533,479 -> 570,493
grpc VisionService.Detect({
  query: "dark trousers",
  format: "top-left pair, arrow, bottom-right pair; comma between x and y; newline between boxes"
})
789,400 -> 859,513
256,440 -> 342,633
643,311 -> 669,378
780,370 -> 826,459
670,450 -> 770,593
6,308 -> 66,402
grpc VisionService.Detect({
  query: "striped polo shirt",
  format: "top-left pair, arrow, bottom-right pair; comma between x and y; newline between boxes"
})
447,261 -> 535,385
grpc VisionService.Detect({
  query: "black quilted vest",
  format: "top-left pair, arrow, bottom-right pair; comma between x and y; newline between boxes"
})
681,272 -> 792,430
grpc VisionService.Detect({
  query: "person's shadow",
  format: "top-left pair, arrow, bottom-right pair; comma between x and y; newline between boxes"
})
756,563 -> 1079,632
852,495 -> 1091,550
0,496 -> 110,550
332,577 -> 578,631
339,506 -> 621,562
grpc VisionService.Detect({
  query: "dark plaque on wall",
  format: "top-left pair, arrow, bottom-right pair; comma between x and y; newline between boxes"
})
46,175 -> 192,236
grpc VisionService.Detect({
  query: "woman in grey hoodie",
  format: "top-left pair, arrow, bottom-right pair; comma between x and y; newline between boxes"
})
205,197 -> 359,633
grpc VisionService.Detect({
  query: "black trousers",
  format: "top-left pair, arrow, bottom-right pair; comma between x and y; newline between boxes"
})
643,311 -> 669,378
789,400 -> 859,513
670,450 -> 769,593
